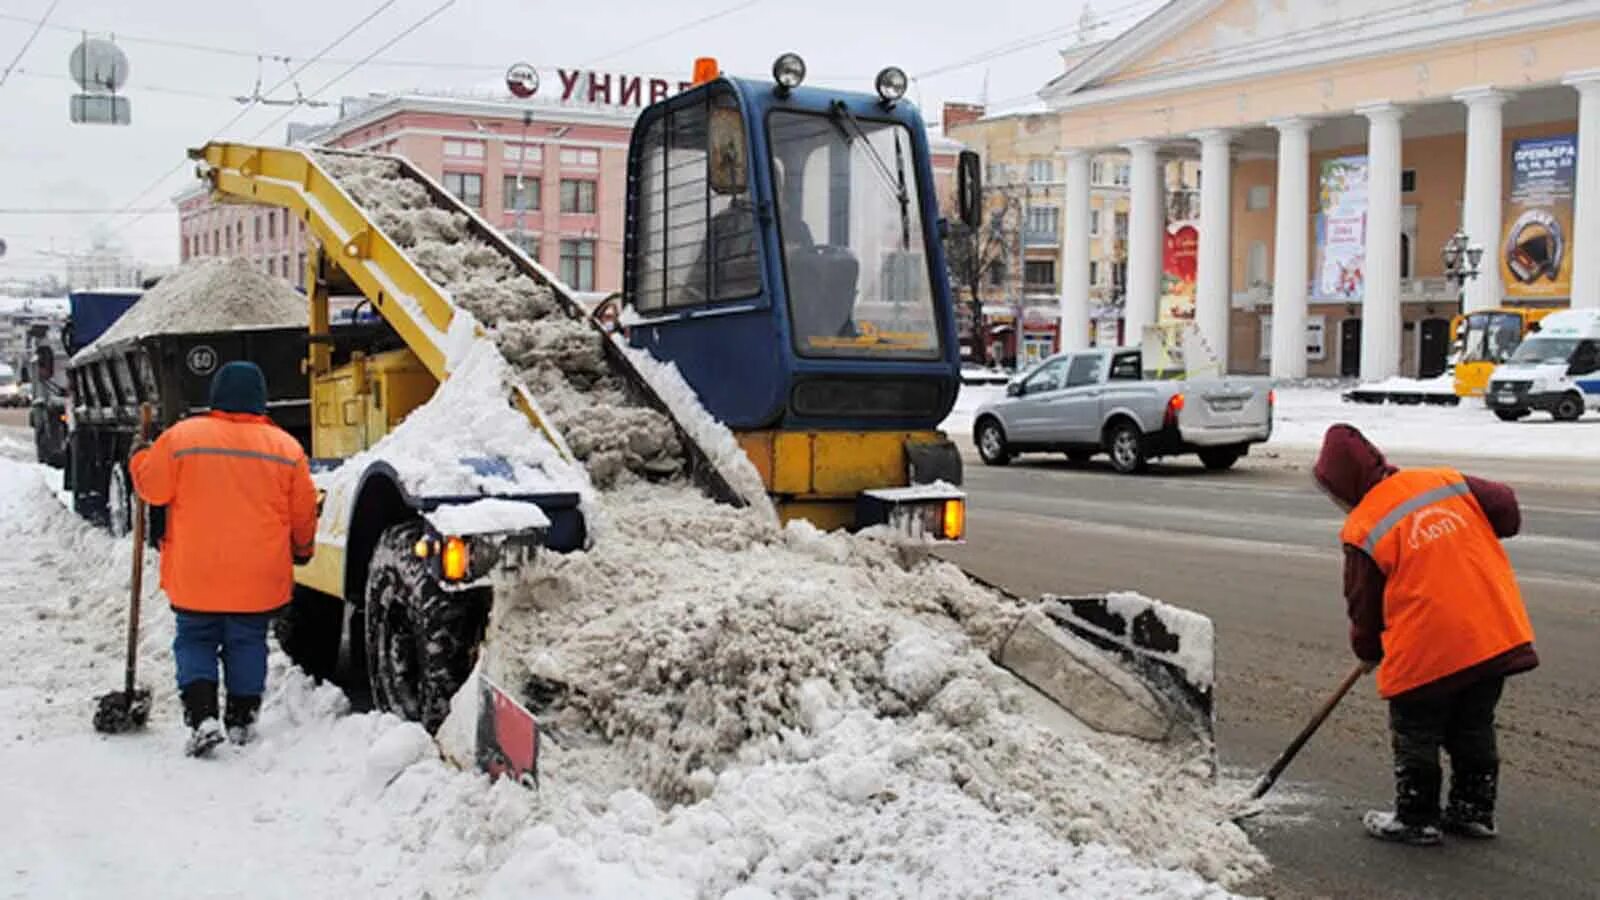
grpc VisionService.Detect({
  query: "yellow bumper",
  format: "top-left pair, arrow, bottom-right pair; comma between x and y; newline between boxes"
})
735,429 -> 950,530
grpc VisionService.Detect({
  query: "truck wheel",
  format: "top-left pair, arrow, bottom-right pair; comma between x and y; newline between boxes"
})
275,585 -> 345,684
1105,421 -> 1148,475
1552,392 -> 1584,422
1494,409 -> 1529,422
106,463 -> 132,537
364,521 -> 489,733
1198,447 -> 1243,471
975,418 -> 1012,466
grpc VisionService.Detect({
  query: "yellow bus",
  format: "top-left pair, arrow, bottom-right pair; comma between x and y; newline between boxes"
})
1449,307 -> 1559,397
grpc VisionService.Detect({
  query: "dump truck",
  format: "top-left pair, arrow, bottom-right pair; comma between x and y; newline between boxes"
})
189,56 -> 1216,780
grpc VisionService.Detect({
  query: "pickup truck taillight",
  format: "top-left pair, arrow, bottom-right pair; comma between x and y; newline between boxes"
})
1164,393 -> 1185,428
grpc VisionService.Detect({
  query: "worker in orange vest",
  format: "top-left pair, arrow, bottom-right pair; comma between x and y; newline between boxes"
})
131,362 -> 318,757
1315,424 -> 1537,845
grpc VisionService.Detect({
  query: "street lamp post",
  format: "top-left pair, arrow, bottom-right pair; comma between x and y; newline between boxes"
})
1441,228 -> 1485,313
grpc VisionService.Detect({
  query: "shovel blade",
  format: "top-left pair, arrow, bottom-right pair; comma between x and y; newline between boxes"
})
93,687 -> 152,734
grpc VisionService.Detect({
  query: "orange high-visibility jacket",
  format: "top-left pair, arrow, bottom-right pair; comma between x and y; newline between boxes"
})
130,411 -> 317,614
1341,467 -> 1534,699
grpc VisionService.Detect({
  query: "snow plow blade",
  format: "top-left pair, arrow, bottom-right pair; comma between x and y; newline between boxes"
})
997,594 -> 1214,751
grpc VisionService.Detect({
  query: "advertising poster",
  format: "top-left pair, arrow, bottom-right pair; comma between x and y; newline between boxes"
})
1501,135 -> 1576,300
1159,221 -> 1199,322
1313,155 -> 1368,301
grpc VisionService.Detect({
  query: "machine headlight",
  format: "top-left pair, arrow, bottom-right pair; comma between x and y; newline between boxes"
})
875,66 -> 908,105
772,53 -> 806,94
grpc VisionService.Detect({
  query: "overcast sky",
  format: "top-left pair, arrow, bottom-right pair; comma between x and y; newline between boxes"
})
0,0 -> 1160,281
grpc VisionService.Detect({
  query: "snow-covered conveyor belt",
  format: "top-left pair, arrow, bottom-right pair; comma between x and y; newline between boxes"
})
186,143 -> 1261,890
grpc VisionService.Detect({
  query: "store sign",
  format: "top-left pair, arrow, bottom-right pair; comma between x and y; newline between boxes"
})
556,70 -> 694,107
1501,135 -> 1576,300
1313,156 -> 1368,301
1259,314 -> 1326,361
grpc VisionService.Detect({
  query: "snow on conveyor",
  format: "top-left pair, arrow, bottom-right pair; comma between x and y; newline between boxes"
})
0,456 -> 1257,896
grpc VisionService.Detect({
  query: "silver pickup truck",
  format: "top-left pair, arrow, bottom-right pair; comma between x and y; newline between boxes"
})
972,348 -> 1273,473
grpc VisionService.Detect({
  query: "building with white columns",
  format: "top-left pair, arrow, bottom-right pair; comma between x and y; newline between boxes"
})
1032,0 -> 1600,379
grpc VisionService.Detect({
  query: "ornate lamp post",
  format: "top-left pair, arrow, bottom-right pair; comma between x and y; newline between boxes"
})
1441,228 -> 1485,313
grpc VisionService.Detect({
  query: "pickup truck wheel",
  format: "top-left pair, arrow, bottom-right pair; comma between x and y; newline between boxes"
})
975,418 -> 1012,466
1493,409 -> 1529,422
1106,422 -> 1148,474
1198,447 -> 1243,471
106,463 -> 132,537
1552,392 -> 1584,422
364,521 -> 490,733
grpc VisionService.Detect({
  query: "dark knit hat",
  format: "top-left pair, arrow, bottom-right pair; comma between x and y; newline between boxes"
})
209,361 -> 268,415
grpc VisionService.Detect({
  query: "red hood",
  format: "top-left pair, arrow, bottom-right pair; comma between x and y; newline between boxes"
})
1314,424 -> 1396,509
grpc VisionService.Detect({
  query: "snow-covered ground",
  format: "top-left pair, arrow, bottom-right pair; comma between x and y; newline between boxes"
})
0,448 -> 1258,898
942,384 -> 1600,461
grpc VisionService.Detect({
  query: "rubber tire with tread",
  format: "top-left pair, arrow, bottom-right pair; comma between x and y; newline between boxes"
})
364,521 -> 490,733
1105,421 -> 1149,474
1493,409 -> 1529,422
1198,447 -> 1243,471
976,418 -> 1012,466
1552,393 -> 1584,422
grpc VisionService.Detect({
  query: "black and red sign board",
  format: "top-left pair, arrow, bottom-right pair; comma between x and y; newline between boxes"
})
475,673 -> 539,784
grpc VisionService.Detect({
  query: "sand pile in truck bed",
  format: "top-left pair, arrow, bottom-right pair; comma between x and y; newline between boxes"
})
76,256 -> 307,359
316,153 -> 686,490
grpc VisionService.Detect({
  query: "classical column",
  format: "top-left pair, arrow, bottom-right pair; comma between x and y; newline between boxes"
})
1059,150 -> 1092,351
1193,129 -> 1232,372
1566,70 -> 1600,310
1455,88 -> 1508,314
1123,139 -> 1164,346
1268,118 -> 1311,379
1359,102 -> 1404,380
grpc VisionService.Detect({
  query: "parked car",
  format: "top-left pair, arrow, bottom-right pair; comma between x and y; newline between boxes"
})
972,348 -> 1273,473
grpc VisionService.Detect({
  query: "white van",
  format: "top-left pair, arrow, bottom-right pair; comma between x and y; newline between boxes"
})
1485,308 -> 1600,421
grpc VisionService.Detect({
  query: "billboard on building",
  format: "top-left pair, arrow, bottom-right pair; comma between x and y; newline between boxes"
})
1313,155 -> 1368,301
1501,135 -> 1576,300
1159,221 -> 1198,322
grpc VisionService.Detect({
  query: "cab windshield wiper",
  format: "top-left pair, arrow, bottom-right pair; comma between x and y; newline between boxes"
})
830,100 -> 912,250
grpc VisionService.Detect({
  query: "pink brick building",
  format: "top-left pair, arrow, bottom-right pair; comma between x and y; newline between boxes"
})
176,88 -> 960,298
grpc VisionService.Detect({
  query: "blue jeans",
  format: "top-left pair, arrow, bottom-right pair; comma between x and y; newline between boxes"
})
172,611 -> 272,697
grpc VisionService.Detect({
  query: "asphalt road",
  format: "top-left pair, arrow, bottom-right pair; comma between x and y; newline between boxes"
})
938,447 -> 1600,900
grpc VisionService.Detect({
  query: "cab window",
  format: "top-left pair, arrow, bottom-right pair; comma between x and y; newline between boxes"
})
1022,357 -> 1067,395
1109,352 -> 1141,380
1571,340 -> 1600,375
632,88 -> 759,312
1065,354 -> 1104,387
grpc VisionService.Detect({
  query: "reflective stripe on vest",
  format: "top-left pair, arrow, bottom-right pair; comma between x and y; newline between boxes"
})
1360,480 -> 1471,556
173,446 -> 300,467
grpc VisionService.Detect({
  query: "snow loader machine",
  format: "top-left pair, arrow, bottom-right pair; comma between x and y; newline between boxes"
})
189,54 -> 1217,782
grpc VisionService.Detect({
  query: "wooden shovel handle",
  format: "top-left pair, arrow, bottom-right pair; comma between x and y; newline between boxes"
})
124,403 -> 153,696
1247,661 -> 1368,801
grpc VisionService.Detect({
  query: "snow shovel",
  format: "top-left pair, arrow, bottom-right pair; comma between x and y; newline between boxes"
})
93,403 -> 154,734
1230,661 -> 1368,820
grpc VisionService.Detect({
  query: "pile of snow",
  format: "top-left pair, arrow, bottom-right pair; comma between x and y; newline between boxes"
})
1271,387 -> 1600,460
317,153 -> 691,491
1348,373 -> 1457,395
474,482 -> 1264,889
0,457 -> 1256,896
74,257 -> 306,359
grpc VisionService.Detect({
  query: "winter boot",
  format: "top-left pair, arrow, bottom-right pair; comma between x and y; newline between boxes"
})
224,695 -> 261,746
1443,770 -> 1499,839
1363,810 -> 1443,846
181,681 -> 225,758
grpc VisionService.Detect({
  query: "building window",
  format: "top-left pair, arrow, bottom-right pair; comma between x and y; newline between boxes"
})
1113,163 -> 1131,187
443,171 -> 483,208
560,147 -> 600,167
1026,206 -> 1059,240
510,232 -> 540,260
505,143 -> 543,164
1401,169 -> 1417,193
560,179 -> 597,214
1114,211 -> 1129,241
297,253 -> 307,287
1247,185 -> 1271,211
1112,260 -> 1128,290
1248,241 -> 1269,287
267,210 -> 277,239
1400,232 -> 1412,279
1024,260 -> 1055,290
254,216 -> 263,242
1089,209 -> 1102,235
1089,260 -> 1100,285
1091,159 -> 1108,186
267,256 -> 277,276
1028,159 -> 1053,183
560,238 -> 595,290
443,139 -> 484,159
503,175 -> 541,212
281,254 -> 290,279
988,262 -> 1006,287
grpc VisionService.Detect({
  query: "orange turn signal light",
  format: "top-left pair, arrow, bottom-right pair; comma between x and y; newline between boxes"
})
441,536 -> 470,581
941,499 -> 965,541
692,57 -> 719,86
